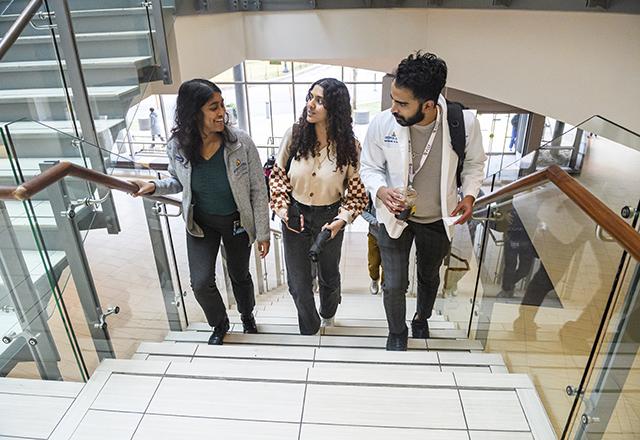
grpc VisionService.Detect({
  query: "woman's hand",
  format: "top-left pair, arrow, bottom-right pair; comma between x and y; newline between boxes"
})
278,208 -> 304,234
257,240 -> 270,258
322,218 -> 346,239
129,179 -> 156,197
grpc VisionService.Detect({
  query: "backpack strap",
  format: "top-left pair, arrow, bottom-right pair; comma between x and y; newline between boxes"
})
446,100 -> 466,188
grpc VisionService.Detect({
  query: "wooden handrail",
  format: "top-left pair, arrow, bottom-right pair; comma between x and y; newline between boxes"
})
0,161 -> 637,261
0,161 -> 180,207
475,164 -> 640,262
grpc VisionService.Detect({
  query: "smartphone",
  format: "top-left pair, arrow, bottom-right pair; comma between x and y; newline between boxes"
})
287,204 -> 303,232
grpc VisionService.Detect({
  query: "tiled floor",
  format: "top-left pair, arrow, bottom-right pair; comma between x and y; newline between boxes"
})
37,356 -> 553,440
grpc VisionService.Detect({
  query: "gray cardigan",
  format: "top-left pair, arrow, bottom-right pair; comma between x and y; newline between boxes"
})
153,128 -> 270,244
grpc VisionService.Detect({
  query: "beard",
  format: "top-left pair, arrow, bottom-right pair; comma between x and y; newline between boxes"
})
392,106 -> 424,127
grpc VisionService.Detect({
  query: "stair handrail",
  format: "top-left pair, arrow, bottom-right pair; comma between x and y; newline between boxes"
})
0,0 -> 43,61
0,161 -> 638,261
0,160 -> 180,207
474,164 -> 640,261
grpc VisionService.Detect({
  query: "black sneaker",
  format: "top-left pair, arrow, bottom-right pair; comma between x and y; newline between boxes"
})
411,316 -> 429,339
208,318 -> 230,345
241,314 -> 258,334
386,328 -> 408,351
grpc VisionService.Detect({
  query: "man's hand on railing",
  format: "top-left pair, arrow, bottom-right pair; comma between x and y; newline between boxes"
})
451,195 -> 475,225
257,240 -> 270,258
129,179 -> 156,197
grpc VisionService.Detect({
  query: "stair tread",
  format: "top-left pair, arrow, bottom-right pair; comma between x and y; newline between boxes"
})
0,85 -> 138,99
0,157 -> 93,177
0,377 -> 84,398
95,358 -> 529,390
0,7 -> 148,21
138,341 -> 503,366
0,56 -> 152,70
0,119 -> 124,134
16,30 -> 153,44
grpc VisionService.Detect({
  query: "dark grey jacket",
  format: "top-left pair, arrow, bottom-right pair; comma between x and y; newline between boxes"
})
153,128 -> 270,244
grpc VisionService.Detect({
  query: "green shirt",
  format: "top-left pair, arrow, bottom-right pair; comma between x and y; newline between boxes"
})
191,145 -> 237,216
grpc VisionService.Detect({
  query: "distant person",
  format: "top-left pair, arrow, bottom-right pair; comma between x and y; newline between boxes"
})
509,114 -> 520,151
362,197 -> 383,295
131,79 -> 270,345
270,78 -> 368,335
149,107 -> 164,146
496,206 -> 536,299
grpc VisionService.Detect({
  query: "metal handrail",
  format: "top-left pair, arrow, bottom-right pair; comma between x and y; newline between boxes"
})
474,164 -> 640,261
0,0 -> 43,61
0,160 -> 179,207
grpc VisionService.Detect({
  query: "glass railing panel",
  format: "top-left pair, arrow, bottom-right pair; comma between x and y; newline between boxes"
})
485,116 -> 640,221
470,181 -> 632,436
0,125 -> 87,381
0,2 -> 95,200
565,213 -> 639,438
53,0 -> 160,170
3,119 -> 186,373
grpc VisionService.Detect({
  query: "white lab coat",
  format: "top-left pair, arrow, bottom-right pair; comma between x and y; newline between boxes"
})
360,94 -> 486,240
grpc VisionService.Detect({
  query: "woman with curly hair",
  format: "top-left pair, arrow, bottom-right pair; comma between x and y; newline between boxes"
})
270,78 -> 368,335
131,79 -> 270,345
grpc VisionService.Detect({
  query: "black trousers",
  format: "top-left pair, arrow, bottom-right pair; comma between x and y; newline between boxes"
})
377,220 -> 450,335
282,201 -> 343,335
186,211 -> 255,328
501,235 -> 536,292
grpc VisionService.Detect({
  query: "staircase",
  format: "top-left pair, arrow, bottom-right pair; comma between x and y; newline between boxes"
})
1,286 -> 557,439
0,0 -> 172,376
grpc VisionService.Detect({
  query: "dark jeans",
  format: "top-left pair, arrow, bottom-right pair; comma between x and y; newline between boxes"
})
378,220 -> 450,335
282,201 -> 344,335
186,211 -> 255,328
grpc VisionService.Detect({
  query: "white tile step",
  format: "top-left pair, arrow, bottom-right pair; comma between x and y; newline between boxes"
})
0,377 -> 84,398
190,319 -> 457,332
164,331 -> 432,350
137,341 -> 502,367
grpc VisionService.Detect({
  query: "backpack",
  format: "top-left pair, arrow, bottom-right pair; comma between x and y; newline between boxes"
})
445,100 -> 467,188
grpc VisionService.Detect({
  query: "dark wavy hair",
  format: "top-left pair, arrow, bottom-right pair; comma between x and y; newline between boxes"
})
393,51 -> 447,103
290,78 -> 358,171
171,78 -> 237,163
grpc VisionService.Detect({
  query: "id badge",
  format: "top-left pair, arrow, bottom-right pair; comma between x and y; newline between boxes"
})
232,219 -> 246,236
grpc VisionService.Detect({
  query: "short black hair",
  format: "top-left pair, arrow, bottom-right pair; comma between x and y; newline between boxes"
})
393,51 -> 447,103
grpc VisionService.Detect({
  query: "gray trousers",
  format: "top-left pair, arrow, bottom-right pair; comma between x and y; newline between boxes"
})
282,202 -> 343,335
186,211 -> 255,328
377,220 -> 450,335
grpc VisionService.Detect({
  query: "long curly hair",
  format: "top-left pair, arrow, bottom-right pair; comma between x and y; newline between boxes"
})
171,78 -> 237,164
290,78 -> 358,171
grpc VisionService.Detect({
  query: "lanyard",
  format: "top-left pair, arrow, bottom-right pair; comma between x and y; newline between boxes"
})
408,106 -> 441,184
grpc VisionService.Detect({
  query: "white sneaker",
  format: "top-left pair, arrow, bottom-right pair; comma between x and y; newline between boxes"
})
320,317 -> 335,328
369,279 -> 379,295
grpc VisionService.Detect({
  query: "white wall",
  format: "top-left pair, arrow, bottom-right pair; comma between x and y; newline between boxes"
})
167,8 -> 640,133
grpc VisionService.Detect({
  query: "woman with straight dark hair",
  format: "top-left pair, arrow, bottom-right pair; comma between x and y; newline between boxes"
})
269,78 -> 368,335
131,79 -> 270,345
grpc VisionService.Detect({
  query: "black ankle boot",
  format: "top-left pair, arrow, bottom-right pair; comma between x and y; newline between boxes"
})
208,317 -> 230,345
411,314 -> 429,339
241,314 -> 258,334
386,328 -> 408,351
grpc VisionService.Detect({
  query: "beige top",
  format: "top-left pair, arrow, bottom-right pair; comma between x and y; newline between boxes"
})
269,127 -> 368,223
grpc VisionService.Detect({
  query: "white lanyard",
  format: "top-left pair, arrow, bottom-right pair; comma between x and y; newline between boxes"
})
408,106 -> 441,184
